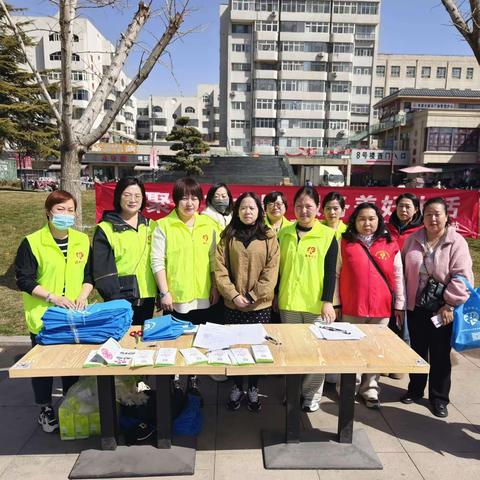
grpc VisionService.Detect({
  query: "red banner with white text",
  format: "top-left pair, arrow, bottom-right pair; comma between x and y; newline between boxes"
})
96,183 -> 480,238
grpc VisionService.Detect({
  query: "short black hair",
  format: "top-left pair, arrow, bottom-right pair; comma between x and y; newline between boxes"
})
390,192 -> 422,226
206,182 -> 234,214
263,191 -> 288,211
113,177 -> 146,213
172,177 -> 203,206
293,186 -> 319,206
343,202 -> 392,243
321,191 -> 345,210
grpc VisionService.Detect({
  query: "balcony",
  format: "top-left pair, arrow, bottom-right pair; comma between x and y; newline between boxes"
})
254,49 -> 278,62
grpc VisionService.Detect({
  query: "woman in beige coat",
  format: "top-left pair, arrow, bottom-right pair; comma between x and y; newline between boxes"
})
215,192 -> 279,413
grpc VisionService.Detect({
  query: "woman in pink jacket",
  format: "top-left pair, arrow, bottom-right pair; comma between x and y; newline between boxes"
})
401,197 -> 474,418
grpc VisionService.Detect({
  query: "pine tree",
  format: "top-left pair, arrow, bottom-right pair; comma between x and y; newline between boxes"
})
0,6 -> 58,160
166,116 -> 210,176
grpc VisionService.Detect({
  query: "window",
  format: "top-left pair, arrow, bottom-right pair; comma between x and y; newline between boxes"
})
333,43 -> 353,53
332,23 -> 355,34
232,0 -> 255,10
72,108 -> 84,120
253,137 -> 274,146
374,87 -> 384,98
466,67 -> 474,79
49,51 -> 61,61
282,1 -> 331,13
256,0 -> 278,12
137,107 -> 149,116
354,47 -> 373,56
329,101 -> 349,111
104,99 -> 114,110
354,66 -> 371,75
333,1 -> 378,15
305,22 -> 328,33
256,40 -> 277,51
331,62 -> 352,72
331,81 -> 351,93
256,62 -> 277,70
49,32 -> 60,41
351,104 -> 370,115
391,65 -> 400,77
185,107 -> 195,113
426,127 -> 479,152
355,24 -> 375,39
354,86 -> 370,95
153,118 -> 166,126
279,100 -> 324,110
452,67 -> 462,79
232,43 -> 250,52
231,119 -> 250,128
47,71 -> 61,81
152,105 -> 163,114
436,67 -> 447,79
421,66 -> 431,78
406,66 -> 416,78
73,89 -> 89,101
281,79 -> 325,92
376,65 -> 385,77
389,87 -> 399,95
125,112 -> 134,122
71,53 -> 80,61
254,79 -> 277,91
326,120 -> 348,130
255,21 -> 278,32
254,118 -> 276,128
351,122 -> 368,132
231,82 -> 251,92
230,138 -> 249,147
232,101 -> 248,110
282,60 -> 326,71
71,71 -> 86,81
232,24 -> 251,34
256,98 -> 275,109
232,62 -> 251,71
281,21 -> 303,32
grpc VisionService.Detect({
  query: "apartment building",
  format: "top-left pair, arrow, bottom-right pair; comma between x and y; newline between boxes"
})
373,54 -> 480,116
219,0 -> 381,155
135,84 -> 220,145
17,15 -> 137,144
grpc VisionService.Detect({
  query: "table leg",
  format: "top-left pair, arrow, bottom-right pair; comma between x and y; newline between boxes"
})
155,375 -> 172,449
337,373 -> 356,444
285,374 -> 301,444
97,375 -> 118,451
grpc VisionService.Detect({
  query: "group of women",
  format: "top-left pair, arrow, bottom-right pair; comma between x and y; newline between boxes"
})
15,177 -> 473,433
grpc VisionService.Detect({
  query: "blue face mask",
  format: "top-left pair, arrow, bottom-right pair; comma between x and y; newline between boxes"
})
51,214 -> 75,230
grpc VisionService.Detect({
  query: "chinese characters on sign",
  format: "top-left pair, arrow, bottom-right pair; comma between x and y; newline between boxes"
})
351,149 -> 409,166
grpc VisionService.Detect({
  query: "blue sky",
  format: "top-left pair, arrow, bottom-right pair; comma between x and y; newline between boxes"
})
10,0 -> 475,98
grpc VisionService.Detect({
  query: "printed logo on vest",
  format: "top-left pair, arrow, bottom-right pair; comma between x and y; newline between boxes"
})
463,308 -> 479,326
202,234 -> 209,244
305,246 -> 317,258
75,251 -> 85,264
375,250 -> 390,261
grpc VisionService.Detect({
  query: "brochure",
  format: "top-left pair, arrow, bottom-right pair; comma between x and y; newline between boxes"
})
180,348 -> 208,365
155,348 -> 177,367
131,349 -> 156,368
310,322 -> 366,341
97,338 -> 136,366
83,350 -> 106,368
251,344 -> 274,363
207,349 -> 232,365
230,347 -> 255,366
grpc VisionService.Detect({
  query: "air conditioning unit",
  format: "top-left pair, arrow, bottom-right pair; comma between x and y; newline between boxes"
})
270,11 -> 277,18
331,72 -> 338,79
229,91 -> 236,98
279,128 -> 286,135
316,53 -> 324,59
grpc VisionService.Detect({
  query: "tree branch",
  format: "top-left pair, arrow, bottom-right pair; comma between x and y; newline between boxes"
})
82,7 -> 187,147
75,1 -> 151,137
0,0 -> 61,124
441,0 -> 471,34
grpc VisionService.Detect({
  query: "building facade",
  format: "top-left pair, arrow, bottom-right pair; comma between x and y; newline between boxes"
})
219,0 -> 381,155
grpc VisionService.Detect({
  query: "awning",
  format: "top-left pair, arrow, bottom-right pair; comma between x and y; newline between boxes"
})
134,166 -> 154,171
399,166 -> 442,174
48,164 -> 88,170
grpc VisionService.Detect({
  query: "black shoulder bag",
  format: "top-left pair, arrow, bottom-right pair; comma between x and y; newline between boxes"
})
418,255 -> 446,312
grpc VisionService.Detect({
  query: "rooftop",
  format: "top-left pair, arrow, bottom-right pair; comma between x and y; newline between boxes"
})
374,88 -> 480,108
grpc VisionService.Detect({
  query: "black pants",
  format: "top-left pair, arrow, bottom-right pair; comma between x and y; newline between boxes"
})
173,307 -> 210,325
407,307 -> 453,404
30,334 -> 78,405
132,297 -> 155,326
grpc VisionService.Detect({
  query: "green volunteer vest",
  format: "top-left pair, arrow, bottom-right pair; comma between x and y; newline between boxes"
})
97,219 -> 157,299
278,220 -> 335,314
321,219 -> 347,241
265,215 -> 293,233
23,224 -> 90,334
157,210 -> 213,303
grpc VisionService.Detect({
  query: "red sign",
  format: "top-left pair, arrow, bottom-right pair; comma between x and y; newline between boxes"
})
96,183 -> 480,238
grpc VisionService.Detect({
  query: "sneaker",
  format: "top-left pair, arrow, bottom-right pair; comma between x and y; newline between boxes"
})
301,398 -> 320,413
363,397 -> 380,409
187,376 -> 203,406
135,422 -> 155,441
227,385 -> 244,410
38,406 -> 58,433
247,386 -> 262,412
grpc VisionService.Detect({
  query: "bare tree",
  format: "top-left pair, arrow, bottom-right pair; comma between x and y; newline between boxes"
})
441,0 -> 480,64
0,0 -> 189,222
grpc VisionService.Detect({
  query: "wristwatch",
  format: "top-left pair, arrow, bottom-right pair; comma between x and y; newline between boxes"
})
159,291 -> 170,298
445,304 -> 454,311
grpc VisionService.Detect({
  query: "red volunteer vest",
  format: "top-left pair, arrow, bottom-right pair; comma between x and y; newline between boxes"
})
340,237 -> 399,318
386,223 -> 423,251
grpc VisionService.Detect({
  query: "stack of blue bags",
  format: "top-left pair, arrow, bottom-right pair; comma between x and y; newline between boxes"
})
36,299 -> 133,345
143,314 -> 195,341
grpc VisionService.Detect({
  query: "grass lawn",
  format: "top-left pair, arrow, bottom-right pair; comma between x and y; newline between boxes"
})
0,189 -> 479,335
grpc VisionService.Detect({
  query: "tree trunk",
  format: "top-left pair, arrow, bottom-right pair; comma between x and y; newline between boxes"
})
61,146 -> 83,227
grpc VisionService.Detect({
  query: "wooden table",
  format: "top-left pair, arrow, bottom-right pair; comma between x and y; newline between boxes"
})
9,324 -> 429,476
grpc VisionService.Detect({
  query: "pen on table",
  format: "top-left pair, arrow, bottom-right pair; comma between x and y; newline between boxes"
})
316,325 -> 351,335
265,335 -> 282,345
206,347 -> 230,354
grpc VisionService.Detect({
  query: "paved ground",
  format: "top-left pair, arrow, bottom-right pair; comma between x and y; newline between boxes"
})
0,340 -> 479,480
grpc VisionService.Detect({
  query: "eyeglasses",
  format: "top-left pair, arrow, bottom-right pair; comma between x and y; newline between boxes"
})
267,202 -> 285,208
122,193 -> 142,200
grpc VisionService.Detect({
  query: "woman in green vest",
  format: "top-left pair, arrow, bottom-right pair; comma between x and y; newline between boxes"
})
15,190 -> 93,433
93,177 -> 157,325
202,182 -> 234,234
321,191 -> 347,240
263,191 -> 292,234
277,186 -> 338,413
151,177 -> 219,396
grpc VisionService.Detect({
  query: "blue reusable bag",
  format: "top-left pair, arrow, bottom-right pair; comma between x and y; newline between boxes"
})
142,314 -> 195,341
451,276 -> 480,352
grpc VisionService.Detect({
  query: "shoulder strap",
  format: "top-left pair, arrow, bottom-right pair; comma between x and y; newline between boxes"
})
359,243 -> 394,298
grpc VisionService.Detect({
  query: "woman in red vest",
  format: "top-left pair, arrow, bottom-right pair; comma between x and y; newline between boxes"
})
387,193 -> 423,251
339,202 -> 405,409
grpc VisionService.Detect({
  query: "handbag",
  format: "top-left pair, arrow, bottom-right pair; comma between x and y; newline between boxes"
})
451,276 -> 480,352
418,256 -> 446,312
118,275 -> 140,302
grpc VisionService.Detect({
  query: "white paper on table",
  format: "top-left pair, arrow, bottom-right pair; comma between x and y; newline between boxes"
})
83,350 -> 106,368
193,323 -> 232,350
228,324 -> 268,345
310,322 -> 366,341
251,344 -> 274,363
155,348 -> 177,366
180,348 -> 208,365
131,349 -> 155,367
97,338 -> 123,363
230,347 -> 255,365
207,350 -> 232,365
110,349 -> 136,366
